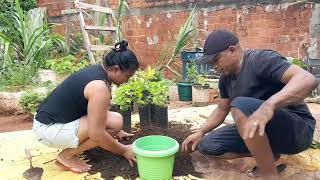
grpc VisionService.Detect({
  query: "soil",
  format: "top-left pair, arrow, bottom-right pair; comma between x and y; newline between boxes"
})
0,113 -> 33,133
84,121 -> 201,180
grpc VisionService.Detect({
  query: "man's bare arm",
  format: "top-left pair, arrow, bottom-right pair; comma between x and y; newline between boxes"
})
198,98 -> 232,135
266,65 -> 318,110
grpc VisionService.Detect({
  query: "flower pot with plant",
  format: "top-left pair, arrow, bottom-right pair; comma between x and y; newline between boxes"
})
192,75 -> 210,107
113,80 -> 138,132
148,80 -> 170,128
177,61 -> 198,101
133,67 -> 170,129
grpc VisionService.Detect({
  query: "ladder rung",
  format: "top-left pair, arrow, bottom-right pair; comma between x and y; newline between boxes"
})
90,45 -> 113,51
74,1 -> 113,14
85,25 -> 116,31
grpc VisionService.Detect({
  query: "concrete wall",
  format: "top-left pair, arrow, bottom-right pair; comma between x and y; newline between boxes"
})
38,0 -> 320,69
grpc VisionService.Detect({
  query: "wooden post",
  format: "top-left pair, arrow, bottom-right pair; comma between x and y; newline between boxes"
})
65,0 -> 71,54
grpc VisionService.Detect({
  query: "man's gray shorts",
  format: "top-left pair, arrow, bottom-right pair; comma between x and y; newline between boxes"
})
198,97 -> 315,156
33,119 -> 80,149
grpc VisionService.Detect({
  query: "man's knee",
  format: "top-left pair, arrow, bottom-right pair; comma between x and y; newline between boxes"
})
230,97 -> 263,117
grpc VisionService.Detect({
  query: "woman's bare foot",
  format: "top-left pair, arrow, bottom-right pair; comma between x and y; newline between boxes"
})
57,150 -> 91,173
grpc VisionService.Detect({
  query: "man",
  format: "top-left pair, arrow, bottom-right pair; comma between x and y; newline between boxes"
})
181,29 -> 317,179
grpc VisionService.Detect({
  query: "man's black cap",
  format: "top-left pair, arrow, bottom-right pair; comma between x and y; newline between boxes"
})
197,29 -> 239,64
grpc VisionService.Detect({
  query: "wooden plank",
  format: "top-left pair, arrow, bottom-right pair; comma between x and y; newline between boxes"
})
85,25 -> 116,31
90,45 -> 113,51
78,6 -> 96,64
61,8 -> 78,15
74,1 -> 113,14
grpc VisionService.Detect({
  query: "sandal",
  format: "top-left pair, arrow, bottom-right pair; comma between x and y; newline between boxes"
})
246,163 -> 287,178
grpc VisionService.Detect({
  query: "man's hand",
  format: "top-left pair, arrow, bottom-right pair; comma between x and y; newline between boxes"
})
243,102 -> 275,139
181,131 -> 204,152
115,130 -> 134,141
122,145 -> 136,167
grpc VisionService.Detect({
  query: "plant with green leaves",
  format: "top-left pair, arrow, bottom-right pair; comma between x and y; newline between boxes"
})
113,76 -> 145,111
148,80 -> 169,107
46,55 -> 89,75
185,61 -> 198,83
286,57 -> 307,69
0,0 -> 65,83
19,91 -> 46,114
0,0 -> 36,14
161,6 -> 199,77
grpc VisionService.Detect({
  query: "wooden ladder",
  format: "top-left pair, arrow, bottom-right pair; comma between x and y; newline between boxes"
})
74,0 -> 116,64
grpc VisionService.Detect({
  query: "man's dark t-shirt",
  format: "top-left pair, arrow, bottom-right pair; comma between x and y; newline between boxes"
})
219,49 -> 315,127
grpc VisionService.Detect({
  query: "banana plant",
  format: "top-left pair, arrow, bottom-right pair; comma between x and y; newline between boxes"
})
161,6 -> 199,78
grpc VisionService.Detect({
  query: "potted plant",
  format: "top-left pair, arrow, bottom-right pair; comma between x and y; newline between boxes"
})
149,80 -> 169,128
192,74 -> 210,107
177,61 -> 198,101
132,67 -> 170,129
113,79 -> 141,132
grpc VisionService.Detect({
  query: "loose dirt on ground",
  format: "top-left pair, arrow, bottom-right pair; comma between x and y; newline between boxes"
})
84,121 -> 201,179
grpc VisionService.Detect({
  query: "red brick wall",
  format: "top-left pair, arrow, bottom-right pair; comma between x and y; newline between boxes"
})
37,1 -> 320,69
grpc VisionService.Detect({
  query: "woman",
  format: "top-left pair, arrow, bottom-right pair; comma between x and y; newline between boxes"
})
33,40 -> 139,173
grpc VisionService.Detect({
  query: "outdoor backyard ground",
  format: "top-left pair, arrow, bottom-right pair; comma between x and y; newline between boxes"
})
1,101 -> 320,179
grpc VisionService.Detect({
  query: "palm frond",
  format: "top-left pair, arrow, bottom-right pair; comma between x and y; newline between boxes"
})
163,6 -> 199,77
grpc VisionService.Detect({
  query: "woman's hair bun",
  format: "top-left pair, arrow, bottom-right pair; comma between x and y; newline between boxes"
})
114,40 -> 128,52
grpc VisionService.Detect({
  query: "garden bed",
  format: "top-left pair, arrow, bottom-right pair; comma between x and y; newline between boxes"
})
84,121 -> 201,179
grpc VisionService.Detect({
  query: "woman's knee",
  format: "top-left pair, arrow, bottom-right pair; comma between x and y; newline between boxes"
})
106,111 -> 123,132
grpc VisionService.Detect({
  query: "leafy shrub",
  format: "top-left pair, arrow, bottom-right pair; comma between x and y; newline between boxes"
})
46,55 -> 89,75
19,91 -> 46,114
19,82 -> 57,114
113,67 -> 170,109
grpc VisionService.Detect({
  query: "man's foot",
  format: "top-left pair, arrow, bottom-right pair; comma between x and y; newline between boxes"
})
56,152 -> 91,173
246,164 -> 287,178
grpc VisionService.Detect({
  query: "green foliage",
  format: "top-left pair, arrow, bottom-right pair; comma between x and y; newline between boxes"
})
311,140 -> 320,149
162,6 -> 199,77
46,55 -> 89,75
113,67 -> 170,109
114,80 -> 137,111
0,65 -> 37,87
0,0 -> 66,86
0,0 -> 36,14
286,57 -> 307,68
19,91 -> 46,114
185,61 -> 198,83
148,80 -> 169,107
19,82 -> 57,114
185,61 -> 207,85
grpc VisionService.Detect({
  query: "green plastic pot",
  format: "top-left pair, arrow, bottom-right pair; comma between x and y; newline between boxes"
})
132,135 -> 179,180
177,82 -> 192,101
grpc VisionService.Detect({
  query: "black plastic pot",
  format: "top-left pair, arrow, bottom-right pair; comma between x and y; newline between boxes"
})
138,104 -> 151,128
151,104 -> 168,129
110,104 -> 132,132
120,110 -> 132,132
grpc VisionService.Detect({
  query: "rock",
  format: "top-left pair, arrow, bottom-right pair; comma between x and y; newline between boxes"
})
0,87 -> 48,114
0,91 -> 24,114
